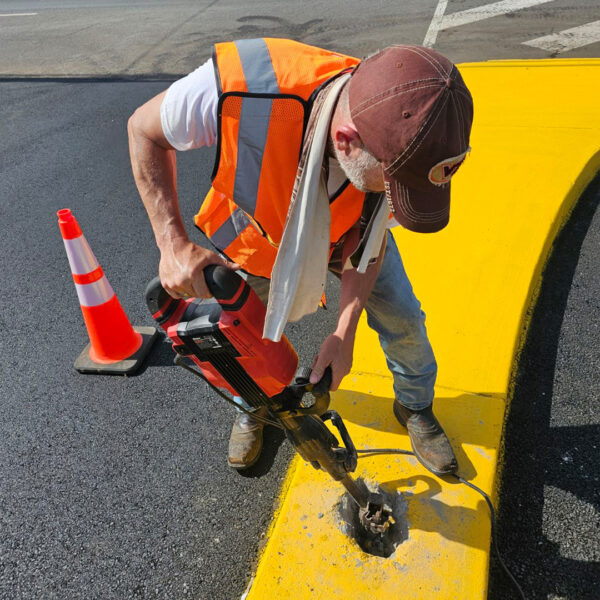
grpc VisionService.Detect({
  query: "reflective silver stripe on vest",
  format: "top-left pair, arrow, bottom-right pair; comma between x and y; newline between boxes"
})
235,38 -> 279,94
63,236 -> 100,275
211,208 -> 251,250
232,39 -> 280,216
75,275 -> 114,307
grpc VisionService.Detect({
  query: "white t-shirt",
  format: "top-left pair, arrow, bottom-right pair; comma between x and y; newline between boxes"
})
160,59 -> 219,151
160,59 -> 348,195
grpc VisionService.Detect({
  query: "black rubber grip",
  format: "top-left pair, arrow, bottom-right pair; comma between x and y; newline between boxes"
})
204,265 -> 244,301
312,366 -> 333,396
294,367 -> 313,385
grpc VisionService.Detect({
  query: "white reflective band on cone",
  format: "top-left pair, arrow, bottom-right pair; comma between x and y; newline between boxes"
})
63,236 -> 99,275
75,276 -> 114,307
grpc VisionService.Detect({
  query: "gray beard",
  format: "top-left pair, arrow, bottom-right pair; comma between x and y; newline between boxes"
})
332,144 -> 382,193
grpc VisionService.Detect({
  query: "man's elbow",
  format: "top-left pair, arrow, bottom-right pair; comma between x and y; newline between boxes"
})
127,108 -> 144,143
128,103 -> 173,152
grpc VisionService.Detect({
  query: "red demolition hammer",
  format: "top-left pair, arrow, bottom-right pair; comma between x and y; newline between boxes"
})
145,265 -> 392,535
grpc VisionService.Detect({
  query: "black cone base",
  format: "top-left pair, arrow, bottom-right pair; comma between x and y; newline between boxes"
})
74,326 -> 159,375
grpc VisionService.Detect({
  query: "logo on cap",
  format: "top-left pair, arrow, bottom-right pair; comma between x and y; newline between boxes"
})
428,150 -> 469,187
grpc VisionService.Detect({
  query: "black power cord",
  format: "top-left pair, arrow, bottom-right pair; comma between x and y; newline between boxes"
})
454,474 -> 526,600
356,448 -> 527,600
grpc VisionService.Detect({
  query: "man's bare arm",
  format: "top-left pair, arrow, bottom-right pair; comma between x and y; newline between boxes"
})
128,91 -> 237,299
310,229 -> 386,390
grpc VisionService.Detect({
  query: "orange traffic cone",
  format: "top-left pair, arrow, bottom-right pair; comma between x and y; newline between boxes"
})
57,208 -> 157,374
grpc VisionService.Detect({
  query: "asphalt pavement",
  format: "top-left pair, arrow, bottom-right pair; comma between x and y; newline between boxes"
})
0,80 -> 340,600
1,0 -> 600,77
1,2 -> 599,599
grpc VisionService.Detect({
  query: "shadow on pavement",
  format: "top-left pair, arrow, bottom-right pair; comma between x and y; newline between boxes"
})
382,474 -> 490,552
137,335 -> 176,372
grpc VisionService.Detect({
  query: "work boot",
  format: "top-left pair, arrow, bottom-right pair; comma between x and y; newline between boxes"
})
393,401 -> 458,476
228,407 -> 266,469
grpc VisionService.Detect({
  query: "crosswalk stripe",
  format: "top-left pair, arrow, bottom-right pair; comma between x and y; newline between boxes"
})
424,0 -> 554,47
522,19 -> 600,54
440,0 -> 554,30
423,0 -> 450,48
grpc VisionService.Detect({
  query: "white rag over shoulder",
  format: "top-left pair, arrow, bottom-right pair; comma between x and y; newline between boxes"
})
263,73 -> 389,342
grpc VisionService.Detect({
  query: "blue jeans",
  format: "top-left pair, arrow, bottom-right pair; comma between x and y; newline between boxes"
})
234,230 -> 437,411
362,231 -> 437,410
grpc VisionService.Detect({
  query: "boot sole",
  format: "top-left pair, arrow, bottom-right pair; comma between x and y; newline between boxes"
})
393,402 -> 457,477
228,439 -> 263,469
228,454 -> 261,470
408,436 -> 457,476
227,436 -> 263,470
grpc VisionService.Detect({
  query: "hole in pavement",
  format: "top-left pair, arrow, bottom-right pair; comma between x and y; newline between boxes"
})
337,478 -> 408,558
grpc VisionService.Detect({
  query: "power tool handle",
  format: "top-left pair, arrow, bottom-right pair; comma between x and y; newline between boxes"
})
312,366 -> 333,396
145,267 -> 245,315
203,264 -> 245,302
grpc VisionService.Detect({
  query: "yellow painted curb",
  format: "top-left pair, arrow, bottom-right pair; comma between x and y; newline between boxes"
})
247,60 -> 600,599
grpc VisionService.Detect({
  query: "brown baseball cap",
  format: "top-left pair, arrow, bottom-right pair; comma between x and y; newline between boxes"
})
348,45 -> 473,233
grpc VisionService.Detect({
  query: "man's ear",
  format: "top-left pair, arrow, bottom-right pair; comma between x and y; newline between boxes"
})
334,124 -> 363,157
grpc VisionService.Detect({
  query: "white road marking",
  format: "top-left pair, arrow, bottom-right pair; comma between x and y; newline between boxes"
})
424,0 -> 554,47
522,19 -> 600,54
424,0 -> 449,48
439,0 -> 555,30
0,13 -> 38,17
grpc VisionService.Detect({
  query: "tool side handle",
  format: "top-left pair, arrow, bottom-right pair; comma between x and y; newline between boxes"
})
322,410 -> 358,473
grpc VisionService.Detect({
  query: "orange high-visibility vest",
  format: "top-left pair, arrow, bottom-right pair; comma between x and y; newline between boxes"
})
194,38 -> 366,279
